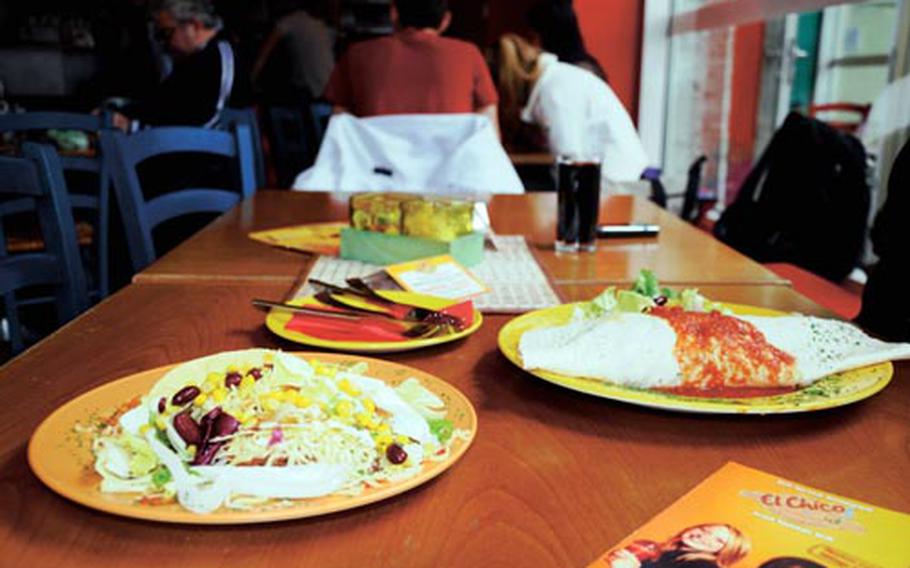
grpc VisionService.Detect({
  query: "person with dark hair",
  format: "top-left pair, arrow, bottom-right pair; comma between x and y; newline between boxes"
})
251,2 -> 335,101
528,0 -> 606,80
323,0 -> 499,129
109,0 -> 239,129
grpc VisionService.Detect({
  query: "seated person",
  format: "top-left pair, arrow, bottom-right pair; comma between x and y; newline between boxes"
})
497,34 -> 653,193
251,3 -> 335,102
110,0 -> 238,130
527,0 -> 607,81
324,0 -> 499,130
856,137 -> 910,341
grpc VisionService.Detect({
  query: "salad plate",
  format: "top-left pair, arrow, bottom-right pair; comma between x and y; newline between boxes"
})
498,301 -> 894,415
264,291 -> 483,354
28,351 -> 476,524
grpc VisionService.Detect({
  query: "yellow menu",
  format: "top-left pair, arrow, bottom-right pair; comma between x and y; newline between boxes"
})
590,462 -> 910,568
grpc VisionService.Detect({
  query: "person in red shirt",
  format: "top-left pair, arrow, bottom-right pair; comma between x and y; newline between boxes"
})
324,0 -> 499,132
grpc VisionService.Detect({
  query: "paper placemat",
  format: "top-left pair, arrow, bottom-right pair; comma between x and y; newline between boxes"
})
295,236 -> 561,313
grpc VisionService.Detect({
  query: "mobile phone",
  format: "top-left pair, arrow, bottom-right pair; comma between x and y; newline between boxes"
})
596,224 -> 660,238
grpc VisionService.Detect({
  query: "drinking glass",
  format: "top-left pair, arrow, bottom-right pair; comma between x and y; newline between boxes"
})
556,155 -> 602,252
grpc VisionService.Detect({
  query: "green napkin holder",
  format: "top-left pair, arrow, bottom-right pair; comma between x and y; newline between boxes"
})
340,228 -> 485,267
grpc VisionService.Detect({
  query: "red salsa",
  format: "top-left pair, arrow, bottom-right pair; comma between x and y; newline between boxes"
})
650,306 -> 797,390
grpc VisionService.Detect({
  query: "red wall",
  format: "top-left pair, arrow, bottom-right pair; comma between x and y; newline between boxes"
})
482,0 -> 644,119
575,0 -> 644,119
728,22 -> 765,195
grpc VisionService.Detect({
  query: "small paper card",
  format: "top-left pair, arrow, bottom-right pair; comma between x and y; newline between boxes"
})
589,462 -> 910,568
249,222 -> 346,256
384,255 -> 489,300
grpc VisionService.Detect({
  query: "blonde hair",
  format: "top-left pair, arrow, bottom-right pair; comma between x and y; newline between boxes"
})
666,524 -> 751,567
498,33 -> 544,138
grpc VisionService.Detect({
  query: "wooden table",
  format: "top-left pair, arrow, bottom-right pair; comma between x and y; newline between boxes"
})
135,191 -> 788,287
2,281 -> 907,568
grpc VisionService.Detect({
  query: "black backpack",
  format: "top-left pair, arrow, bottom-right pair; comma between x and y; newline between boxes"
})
713,112 -> 870,282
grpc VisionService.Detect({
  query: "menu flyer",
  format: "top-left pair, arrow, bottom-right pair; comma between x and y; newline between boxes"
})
589,462 -> 910,568
385,255 -> 489,300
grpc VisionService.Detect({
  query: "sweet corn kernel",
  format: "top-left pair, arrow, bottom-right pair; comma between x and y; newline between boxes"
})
263,399 -> 279,412
264,353 -> 274,364
376,423 -> 391,434
334,400 -> 353,418
192,393 -> 207,407
235,411 -> 252,424
187,445 -> 197,457
362,398 -> 376,414
155,416 -> 168,430
212,388 -> 227,403
338,379 -> 359,396
375,433 -> 393,449
355,413 -> 376,429
138,424 -> 151,435
227,364 -> 239,373
205,372 -> 221,387
294,394 -> 312,408
396,435 -> 410,445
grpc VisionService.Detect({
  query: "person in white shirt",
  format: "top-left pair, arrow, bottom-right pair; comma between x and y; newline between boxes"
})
498,33 -> 659,198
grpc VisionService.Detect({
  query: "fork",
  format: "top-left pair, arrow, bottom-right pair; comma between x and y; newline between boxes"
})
251,299 -> 452,339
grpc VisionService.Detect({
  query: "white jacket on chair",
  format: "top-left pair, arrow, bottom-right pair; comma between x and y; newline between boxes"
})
292,113 -> 524,195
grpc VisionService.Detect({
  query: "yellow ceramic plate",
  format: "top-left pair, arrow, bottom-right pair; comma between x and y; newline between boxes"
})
498,302 -> 893,414
28,352 -> 477,524
265,291 -> 483,353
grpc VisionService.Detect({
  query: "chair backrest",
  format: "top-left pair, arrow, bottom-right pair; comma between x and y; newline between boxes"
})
0,110 -> 113,298
0,143 -> 89,354
217,107 -> 266,189
310,102 -> 332,144
808,103 -> 871,134
263,102 -> 333,188
102,124 -> 256,272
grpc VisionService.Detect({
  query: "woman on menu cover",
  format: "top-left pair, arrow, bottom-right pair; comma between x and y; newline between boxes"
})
606,524 -> 751,568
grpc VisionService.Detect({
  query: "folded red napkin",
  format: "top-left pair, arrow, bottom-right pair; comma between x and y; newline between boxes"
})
284,300 -> 474,343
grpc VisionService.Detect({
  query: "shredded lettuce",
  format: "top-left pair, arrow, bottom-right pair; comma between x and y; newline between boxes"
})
428,419 -> 454,444
582,270 -> 730,317
632,269 -> 660,298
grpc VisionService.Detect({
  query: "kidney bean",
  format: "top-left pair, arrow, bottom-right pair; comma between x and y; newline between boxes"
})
192,441 -> 223,465
654,295 -> 668,306
157,397 -> 167,413
385,443 -> 408,465
211,413 -> 239,439
224,372 -> 242,388
171,385 -> 200,406
247,367 -> 262,380
172,411 -> 201,446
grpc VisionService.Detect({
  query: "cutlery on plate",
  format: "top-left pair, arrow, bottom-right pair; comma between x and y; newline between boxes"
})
251,299 -> 452,338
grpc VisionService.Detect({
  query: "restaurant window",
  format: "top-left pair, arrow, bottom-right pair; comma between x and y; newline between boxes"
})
639,0 -> 910,226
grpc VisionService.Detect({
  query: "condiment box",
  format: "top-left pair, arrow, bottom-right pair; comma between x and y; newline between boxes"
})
343,193 -> 483,266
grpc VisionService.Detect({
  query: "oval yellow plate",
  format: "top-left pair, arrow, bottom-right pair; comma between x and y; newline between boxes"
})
28,353 -> 477,524
265,291 -> 483,353
498,303 -> 893,414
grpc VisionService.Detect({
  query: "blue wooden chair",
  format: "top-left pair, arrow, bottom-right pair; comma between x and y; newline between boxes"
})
101,124 -> 256,273
1,143 -> 89,355
0,111 -> 113,298
265,102 -> 332,187
217,107 -> 266,189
